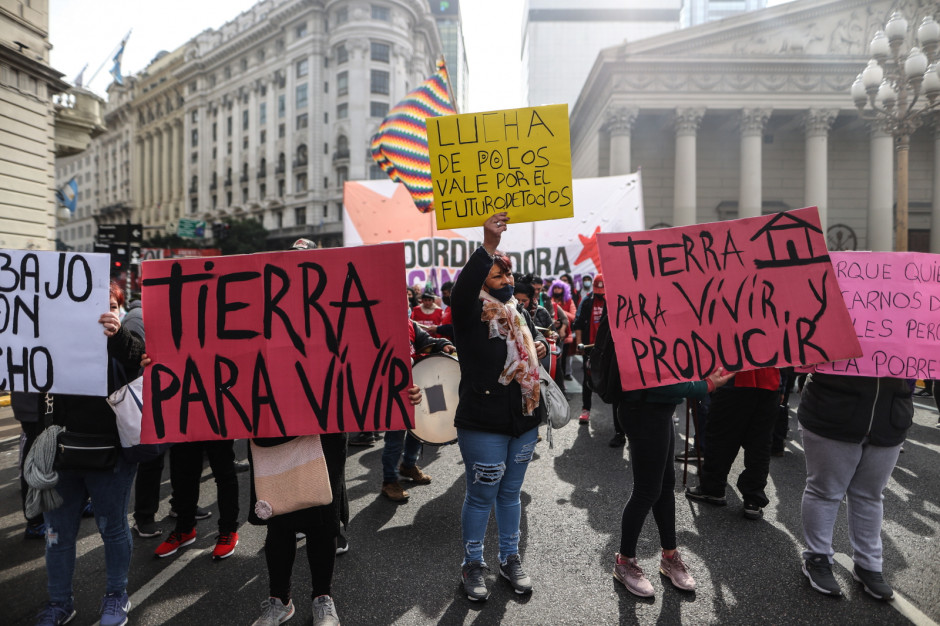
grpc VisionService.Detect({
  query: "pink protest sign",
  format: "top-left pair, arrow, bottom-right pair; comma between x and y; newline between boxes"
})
139,243 -> 414,443
597,207 -> 862,390
816,251 -> 940,378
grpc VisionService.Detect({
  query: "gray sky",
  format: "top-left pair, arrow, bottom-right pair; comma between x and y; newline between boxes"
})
48,0 -> 526,112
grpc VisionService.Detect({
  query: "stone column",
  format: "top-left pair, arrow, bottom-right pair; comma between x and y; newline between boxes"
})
134,139 -> 144,212
673,107 -> 704,227
145,133 -> 154,211
868,121 -> 894,251
605,107 -> 637,176
932,126 -> 940,253
738,108 -> 770,219
176,120 -> 184,217
161,126 -> 171,216
804,108 -> 836,232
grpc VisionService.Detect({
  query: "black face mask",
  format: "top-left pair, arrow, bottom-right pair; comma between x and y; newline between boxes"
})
490,285 -> 514,303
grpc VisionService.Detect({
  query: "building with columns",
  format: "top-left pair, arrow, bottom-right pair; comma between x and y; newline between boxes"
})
133,48 -> 185,232
570,0 -> 940,252
179,0 -> 446,249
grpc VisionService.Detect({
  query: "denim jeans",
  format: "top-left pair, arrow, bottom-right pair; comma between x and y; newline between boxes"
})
44,455 -> 137,603
457,426 -> 538,565
381,430 -> 422,483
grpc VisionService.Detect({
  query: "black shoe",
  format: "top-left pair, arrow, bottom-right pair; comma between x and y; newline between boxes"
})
742,502 -> 763,520
349,433 -> 375,447
169,506 -> 212,521
133,520 -> 163,538
564,374 -> 574,381
233,459 -> 250,473
685,486 -> 727,506
802,554 -> 843,596
674,448 -> 702,462
608,433 -> 626,447
852,564 -> 894,600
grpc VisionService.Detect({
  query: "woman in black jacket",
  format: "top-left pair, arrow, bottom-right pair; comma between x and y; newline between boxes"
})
451,212 -> 548,601
797,372 -> 913,601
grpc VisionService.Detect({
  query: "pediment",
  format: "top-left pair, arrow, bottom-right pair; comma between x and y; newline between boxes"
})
611,0 -> 933,61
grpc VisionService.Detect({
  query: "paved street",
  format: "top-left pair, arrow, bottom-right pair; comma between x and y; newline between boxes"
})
1,362 -> 938,625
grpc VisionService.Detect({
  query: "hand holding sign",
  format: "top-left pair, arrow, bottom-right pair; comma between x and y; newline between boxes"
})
707,366 -> 734,390
483,212 -> 510,256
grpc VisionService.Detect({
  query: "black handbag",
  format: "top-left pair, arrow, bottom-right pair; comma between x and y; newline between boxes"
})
55,431 -> 120,471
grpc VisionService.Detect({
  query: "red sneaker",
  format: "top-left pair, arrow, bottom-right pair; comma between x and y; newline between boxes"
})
212,531 -> 239,560
154,529 -> 196,558
579,409 -> 590,424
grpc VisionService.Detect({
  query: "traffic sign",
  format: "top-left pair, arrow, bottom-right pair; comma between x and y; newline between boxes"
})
178,218 -> 207,239
97,223 -> 143,244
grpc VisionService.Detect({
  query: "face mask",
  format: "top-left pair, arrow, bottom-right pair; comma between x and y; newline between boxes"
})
490,285 -> 514,303
584,279 -> 592,289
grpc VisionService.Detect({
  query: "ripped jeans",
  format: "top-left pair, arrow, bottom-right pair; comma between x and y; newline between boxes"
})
43,455 -> 137,603
457,426 -> 538,565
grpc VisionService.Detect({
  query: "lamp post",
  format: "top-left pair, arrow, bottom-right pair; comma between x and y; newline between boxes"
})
852,12 -> 940,252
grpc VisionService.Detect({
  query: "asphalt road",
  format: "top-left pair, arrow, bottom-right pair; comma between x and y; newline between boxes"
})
1,361 -> 938,625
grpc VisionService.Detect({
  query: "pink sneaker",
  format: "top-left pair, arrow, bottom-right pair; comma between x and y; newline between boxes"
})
579,409 -> 590,424
613,553 -> 654,597
660,550 -> 696,591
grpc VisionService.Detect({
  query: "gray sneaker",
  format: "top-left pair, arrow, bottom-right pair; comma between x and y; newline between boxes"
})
499,554 -> 533,594
312,595 -> 340,626
802,554 -> 842,596
613,553 -> 654,597
252,597 -> 294,626
460,561 -> 490,601
852,565 -> 894,600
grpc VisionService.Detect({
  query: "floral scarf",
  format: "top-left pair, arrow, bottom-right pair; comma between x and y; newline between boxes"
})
479,290 -> 541,415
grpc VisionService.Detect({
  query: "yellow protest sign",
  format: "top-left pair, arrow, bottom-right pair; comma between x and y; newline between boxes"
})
427,104 -> 573,229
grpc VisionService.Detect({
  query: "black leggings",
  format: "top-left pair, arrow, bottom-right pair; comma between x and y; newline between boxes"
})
618,402 -> 677,557
265,522 -> 336,603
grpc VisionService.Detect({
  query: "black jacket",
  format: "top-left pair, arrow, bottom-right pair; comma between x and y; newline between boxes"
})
451,247 -> 546,437
53,325 -> 145,436
798,372 -> 913,447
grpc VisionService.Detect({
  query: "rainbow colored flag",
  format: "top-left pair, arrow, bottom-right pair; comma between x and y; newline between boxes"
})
370,59 -> 457,213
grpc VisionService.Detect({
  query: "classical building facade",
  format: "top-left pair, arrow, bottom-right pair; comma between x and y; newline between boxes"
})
179,0 -> 446,249
570,0 -> 940,252
1,0 -> 81,250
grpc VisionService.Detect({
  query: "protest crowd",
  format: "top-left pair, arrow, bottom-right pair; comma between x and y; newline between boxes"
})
6,209 -> 932,626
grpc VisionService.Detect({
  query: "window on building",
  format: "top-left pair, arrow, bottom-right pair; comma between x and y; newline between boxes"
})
335,7 -> 348,24
370,70 -> 389,94
209,74 -> 217,87
212,122 -> 217,141
227,191 -> 232,206
295,206 -> 306,224
324,112 -> 329,123
191,197 -> 198,213
337,103 -> 348,119
242,110 -> 249,130
296,83 -> 308,108
372,5 -> 390,21
240,58 -> 248,72
191,151 -> 198,164
323,142 -> 329,154
227,116 -> 233,135
297,144 -> 308,165
242,137 -> 248,150
277,181 -> 285,199
336,44 -> 348,64
212,147 -> 217,159
191,109 -> 198,123
370,101 -> 388,118
323,81 -> 329,93
260,102 -> 266,124
337,71 -> 348,96
278,94 -> 285,118
336,166 -> 348,186
259,158 -> 267,176
276,38 -> 285,53
212,194 -> 218,209
323,205 -> 329,219
227,141 -> 232,154
371,42 -> 390,62
369,164 -> 385,180
260,183 -> 266,199
191,130 -> 198,146
189,81 -> 198,93
242,187 -> 248,203
257,48 -> 265,62
224,66 -> 232,80
295,22 -> 308,39
260,130 -> 266,144
323,177 -> 329,189
296,58 -> 309,78
297,113 -> 308,129
278,123 -> 285,138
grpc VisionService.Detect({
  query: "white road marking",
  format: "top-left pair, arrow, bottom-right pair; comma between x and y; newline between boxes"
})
833,552 -> 938,626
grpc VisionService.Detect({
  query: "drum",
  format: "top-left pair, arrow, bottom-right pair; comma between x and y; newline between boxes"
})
409,352 -> 460,445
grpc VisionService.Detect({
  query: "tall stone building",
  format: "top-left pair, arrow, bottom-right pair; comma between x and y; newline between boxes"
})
179,0 -> 446,249
569,0 -> 939,252
1,0 -> 98,250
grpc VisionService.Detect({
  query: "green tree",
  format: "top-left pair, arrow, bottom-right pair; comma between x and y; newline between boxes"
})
145,232 -> 200,249
219,218 -> 269,255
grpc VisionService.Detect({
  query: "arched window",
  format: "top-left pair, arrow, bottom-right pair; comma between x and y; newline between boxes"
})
296,144 -> 308,165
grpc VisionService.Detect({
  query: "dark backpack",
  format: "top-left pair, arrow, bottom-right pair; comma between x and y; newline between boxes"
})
589,313 -> 621,404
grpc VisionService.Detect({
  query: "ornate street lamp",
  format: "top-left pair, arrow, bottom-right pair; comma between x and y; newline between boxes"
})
852,12 -> 940,251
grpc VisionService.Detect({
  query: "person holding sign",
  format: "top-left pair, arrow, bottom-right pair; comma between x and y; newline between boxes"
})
613,366 -> 733,597
797,372 -> 912,600
450,212 -> 548,601
31,283 -> 144,626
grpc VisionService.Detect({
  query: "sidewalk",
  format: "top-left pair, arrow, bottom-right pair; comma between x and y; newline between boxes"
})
0,404 -> 19,443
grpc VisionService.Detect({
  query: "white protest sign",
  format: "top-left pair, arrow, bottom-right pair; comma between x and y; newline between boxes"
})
0,250 -> 111,395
